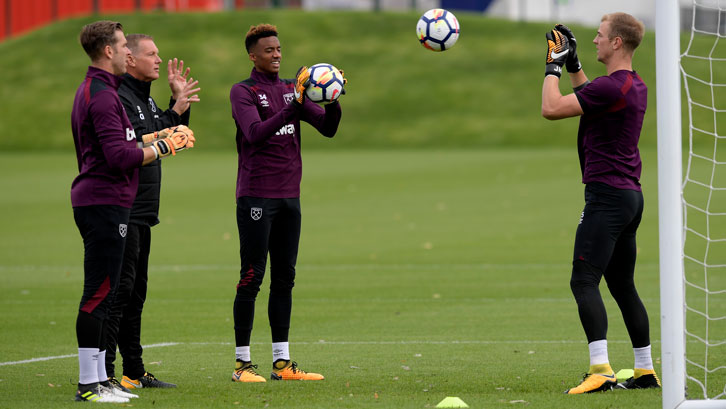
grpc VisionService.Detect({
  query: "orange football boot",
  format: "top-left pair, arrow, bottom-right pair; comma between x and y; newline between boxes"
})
271,360 -> 324,381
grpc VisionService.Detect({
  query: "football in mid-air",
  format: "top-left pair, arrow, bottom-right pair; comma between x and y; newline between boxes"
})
305,63 -> 345,103
416,8 -> 460,52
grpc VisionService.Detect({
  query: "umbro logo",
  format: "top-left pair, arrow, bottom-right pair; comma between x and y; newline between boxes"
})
258,94 -> 269,107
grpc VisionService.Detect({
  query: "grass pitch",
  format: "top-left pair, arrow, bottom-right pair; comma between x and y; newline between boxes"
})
0,149 -> 665,408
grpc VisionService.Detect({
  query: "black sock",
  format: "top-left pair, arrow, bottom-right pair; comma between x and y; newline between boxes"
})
78,382 -> 99,392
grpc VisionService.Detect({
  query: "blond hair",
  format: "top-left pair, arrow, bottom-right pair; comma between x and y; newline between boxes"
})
602,12 -> 645,51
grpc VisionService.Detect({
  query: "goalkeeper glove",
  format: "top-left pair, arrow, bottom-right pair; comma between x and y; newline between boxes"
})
142,127 -> 173,145
293,66 -> 310,105
339,69 -> 348,96
146,126 -> 195,158
555,24 -> 582,73
545,29 -> 569,78
142,125 -> 195,146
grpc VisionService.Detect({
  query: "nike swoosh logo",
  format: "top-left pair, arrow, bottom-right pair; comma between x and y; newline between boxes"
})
550,49 -> 569,59
124,379 -> 142,388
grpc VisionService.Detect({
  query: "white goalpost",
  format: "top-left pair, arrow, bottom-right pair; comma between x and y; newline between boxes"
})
658,0 -> 726,408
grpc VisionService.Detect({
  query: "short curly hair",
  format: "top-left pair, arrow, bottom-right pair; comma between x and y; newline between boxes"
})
245,24 -> 278,53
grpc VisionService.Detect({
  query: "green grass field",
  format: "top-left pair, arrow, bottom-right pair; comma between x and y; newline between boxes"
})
3,7 -> 725,409
0,149 -> 668,408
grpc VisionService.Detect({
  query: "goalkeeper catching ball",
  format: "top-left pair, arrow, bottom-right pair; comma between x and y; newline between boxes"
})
229,24 -> 344,383
541,13 -> 660,394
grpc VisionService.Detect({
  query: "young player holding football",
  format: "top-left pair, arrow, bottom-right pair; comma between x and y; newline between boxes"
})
104,33 -> 200,392
540,13 -> 660,394
71,20 -> 193,403
229,24 -> 344,382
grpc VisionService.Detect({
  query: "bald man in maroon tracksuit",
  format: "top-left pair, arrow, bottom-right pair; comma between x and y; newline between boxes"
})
229,24 -> 342,383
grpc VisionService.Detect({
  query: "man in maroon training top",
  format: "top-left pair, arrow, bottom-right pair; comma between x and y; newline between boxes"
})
70,20 -> 192,403
229,23 -> 343,383
541,13 -> 660,394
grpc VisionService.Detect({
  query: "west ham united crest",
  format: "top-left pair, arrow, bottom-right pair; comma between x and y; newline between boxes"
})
283,93 -> 294,105
119,224 -> 127,237
251,207 -> 262,221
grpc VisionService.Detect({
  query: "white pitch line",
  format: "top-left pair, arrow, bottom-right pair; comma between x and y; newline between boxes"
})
0,353 -> 79,366
0,343 -> 180,367
0,339 -> 655,367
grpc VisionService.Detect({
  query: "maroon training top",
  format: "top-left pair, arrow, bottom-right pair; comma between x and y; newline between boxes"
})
575,70 -> 647,191
70,66 -> 144,208
230,68 -> 342,199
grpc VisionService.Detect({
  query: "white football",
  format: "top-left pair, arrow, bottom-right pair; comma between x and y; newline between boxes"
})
416,8 -> 460,52
305,63 -> 345,103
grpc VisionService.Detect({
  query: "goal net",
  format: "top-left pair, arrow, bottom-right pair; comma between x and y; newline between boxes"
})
681,0 -> 726,402
659,0 -> 726,407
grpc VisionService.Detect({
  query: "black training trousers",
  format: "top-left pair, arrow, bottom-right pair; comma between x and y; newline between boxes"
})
105,223 -> 150,379
570,182 -> 651,347
73,205 -> 129,348
234,197 -> 301,347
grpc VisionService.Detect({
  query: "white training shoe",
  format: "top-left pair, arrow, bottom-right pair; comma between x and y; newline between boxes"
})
102,383 -> 138,399
75,384 -> 130,403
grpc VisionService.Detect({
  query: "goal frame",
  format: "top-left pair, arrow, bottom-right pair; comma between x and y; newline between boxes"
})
657,0 -> 726,408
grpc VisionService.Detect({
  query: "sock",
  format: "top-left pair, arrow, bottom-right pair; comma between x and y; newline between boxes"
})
634,368 -> 654,376
589,363 -> 614,376
633,345 -> 654,371
587,339 -> 612,373
97,350 -> 108,383
235,346 -> 251,363
272,342 -> 290,363
78,348 -> 100,385
588,339 -> 609,367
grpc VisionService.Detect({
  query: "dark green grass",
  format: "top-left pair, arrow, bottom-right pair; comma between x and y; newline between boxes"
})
0,10 -> 659,151
0,149 -> 669,408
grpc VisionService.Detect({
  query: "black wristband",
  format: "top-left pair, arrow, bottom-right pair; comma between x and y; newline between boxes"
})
545,64 -> 563,78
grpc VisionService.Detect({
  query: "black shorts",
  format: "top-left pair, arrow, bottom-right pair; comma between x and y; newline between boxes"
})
73,205 -> 130,319
573,182 -> 644,271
